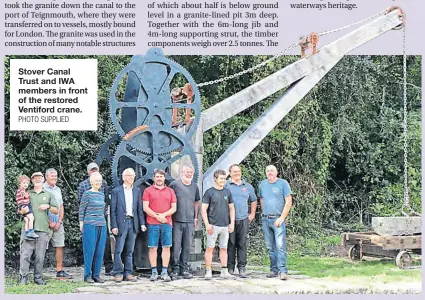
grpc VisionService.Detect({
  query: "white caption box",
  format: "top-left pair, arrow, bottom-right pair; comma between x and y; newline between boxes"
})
10,59 -> 98,131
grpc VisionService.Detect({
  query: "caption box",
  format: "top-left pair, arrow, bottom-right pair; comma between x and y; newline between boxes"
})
10,59 -> 98,131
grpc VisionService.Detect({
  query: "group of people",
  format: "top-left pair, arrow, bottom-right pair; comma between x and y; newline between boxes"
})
17,161 -> 292,284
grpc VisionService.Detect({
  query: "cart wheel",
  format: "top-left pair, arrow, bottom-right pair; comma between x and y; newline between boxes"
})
348,245 -> 362,261
395,251 -> 412,269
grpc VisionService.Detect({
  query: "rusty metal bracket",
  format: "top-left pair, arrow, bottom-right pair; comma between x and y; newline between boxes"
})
299,32 -> 319,58
385,6 -> 406,30
172,83 -> 194,126
122,125 -> 148,141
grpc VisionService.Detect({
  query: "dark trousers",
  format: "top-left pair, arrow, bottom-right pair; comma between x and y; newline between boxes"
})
113,218 -> 137,277
19,230 -> 50,279
172,222 -> 194,274
83,224 -> 107,279
227,218 -> 249,270
103,215 -> 113,273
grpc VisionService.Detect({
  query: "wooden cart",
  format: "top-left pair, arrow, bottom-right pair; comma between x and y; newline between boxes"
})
341,232 -> 421,269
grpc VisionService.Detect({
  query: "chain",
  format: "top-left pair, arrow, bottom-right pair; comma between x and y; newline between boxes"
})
317,9 -> 386,36
197,43 -> 298,87
197,9 -> 387,87
402,25 -> 410,214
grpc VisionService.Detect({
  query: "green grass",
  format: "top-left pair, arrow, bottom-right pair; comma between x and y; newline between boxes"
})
5,275 -> 88,294
249,254 -> 421,281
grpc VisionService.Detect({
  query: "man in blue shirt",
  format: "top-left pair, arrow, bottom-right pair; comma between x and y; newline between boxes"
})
259,165 -> 293,280
224,164 -> 257,278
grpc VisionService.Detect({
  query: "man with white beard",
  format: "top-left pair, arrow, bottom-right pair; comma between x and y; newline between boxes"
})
169,165 -> 200,280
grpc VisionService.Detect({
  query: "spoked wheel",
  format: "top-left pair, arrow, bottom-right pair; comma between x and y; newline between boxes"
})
348,245 -> 362,261
395,250 -> 412,269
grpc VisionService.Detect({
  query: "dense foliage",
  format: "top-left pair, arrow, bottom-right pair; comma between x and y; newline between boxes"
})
4,55 -> 421,263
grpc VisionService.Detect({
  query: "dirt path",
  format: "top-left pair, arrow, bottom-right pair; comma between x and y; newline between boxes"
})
41,266 -> 421,294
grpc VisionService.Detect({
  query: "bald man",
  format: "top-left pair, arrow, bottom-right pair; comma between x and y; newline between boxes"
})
259,165 -> 293,281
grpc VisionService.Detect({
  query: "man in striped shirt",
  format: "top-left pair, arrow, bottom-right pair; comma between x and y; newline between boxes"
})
77,162 -> 113,275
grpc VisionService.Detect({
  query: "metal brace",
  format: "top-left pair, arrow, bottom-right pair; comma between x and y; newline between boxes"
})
172,83 -> 194,126
299,32 -> 319,58
385,6 -> 406,30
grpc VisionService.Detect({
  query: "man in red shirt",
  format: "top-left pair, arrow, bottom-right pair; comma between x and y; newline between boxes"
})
143,169 -> 177,282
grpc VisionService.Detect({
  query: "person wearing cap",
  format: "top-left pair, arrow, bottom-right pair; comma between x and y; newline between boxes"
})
43,168 -> 74,280
77,162 -> 113,276
142,169 -> 177,282
19,172 -> 59,285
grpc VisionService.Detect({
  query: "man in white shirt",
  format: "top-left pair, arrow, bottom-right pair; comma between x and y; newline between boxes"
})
110,168 -> 146,282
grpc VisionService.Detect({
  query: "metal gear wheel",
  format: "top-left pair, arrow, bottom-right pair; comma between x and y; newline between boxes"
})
108,48 -> 202,139
111,125 -> 199,187
97,48 -> 202,188
95,133 -> 120,164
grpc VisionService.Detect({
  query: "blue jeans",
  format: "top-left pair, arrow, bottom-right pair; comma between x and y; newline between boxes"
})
113,218 -> 137,276
262,217 -> 287,274
82,224 -> 107,279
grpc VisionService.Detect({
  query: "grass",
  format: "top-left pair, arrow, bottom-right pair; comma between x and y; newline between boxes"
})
4,275 -> 88,294
249,232 -> 421,282
249,254 -> 421,281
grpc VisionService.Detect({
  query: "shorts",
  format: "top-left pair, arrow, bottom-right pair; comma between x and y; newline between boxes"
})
18,203 -> 33,216
206,225 -> 229,249
47,223 -> 65,248
148,224 -> 172,248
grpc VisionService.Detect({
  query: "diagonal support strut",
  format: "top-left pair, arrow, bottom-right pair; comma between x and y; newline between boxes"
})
203,58 -> 342,190
201,10 -> 403,133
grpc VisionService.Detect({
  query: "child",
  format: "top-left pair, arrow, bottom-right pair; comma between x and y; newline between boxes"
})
16,175 -> 39,239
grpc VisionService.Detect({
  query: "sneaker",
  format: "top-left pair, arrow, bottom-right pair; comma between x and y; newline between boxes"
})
19,275 -> 28,285
204,269 -> 212,280
23,232 -> 35,240
123,275 -> 137,282
56,270 -> 74,279
182,271 -> 193,279
84,277 -> 95,283
266,272 -> 279,278
279,273 -> 288,280
114,275 -> 123,283
92,277 -> 105,283
220,269 -> 235,279
161,273 -> 171,282
27,231 -> 39,239
228,268 -> 234,275
170,272 -> 179,280
150,273 -> 158,281
104,271 -> 114,277
34,277 -> 46,285
238,267 -> 248,278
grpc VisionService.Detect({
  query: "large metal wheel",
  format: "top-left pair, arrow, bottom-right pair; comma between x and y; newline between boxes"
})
395,250 -> 412,269
348,245 -> 362,261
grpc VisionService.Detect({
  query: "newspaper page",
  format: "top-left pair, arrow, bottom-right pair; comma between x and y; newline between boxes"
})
1,0 -> 424,296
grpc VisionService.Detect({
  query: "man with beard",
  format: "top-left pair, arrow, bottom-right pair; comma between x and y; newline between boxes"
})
44,168 -> 74,280
143,169 -> 177,282
169,165 -> 200,280
259,165 -> 293,281
225,164 -> 257,278
19,172 -> 59,285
